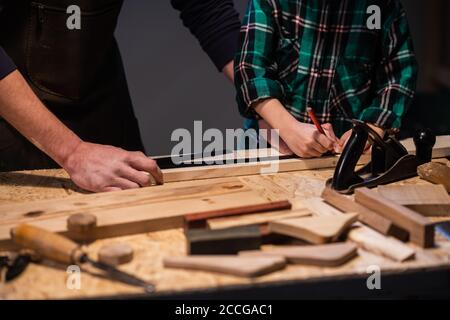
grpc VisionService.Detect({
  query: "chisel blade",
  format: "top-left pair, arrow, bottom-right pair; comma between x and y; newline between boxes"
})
86,257 -> 155,293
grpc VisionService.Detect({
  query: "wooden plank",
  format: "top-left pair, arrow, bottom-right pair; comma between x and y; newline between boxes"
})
348,226 -> 415,262
239,243 -> 358,267
378,184 -> 450,216
159,136 -> 450,184
0,180 -> 286,250
354,188 -> 435,248
163,255 -> 286,277
321,187 -> 409,240
417,162 -> 450,192
268,213 -> 358,244
0,179 -> 249,226
207,209 -> 310,230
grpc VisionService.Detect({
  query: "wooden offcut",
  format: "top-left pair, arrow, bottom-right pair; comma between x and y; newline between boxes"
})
348,226 -> 415,262
239,243 -> 358,267
417,162 -> 450,192
163,255 -> 287,277
354,188 -> 435,248
186,226 -> 261,255
321,187 -> 409,240
378,184 -> 450,216
269,213 -> 358,244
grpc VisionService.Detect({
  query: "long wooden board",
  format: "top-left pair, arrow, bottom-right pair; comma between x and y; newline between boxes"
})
159,136 -> 450,183
0,178 -> 287,250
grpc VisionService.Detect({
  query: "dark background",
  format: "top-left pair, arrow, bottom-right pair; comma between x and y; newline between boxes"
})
115,0 -> 450,155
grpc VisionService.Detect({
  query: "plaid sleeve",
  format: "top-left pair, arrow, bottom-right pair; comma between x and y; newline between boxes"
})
358,0 -> 418,130
234,0 -> 284,118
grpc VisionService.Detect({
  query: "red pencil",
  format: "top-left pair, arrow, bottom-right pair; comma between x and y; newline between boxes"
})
306,107 -> 326,135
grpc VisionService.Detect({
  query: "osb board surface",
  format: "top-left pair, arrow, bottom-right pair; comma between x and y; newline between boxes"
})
0,161 -> 450,299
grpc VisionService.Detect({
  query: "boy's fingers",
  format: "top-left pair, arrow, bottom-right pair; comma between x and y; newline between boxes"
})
322,123 -> 338,142
316,133 -> 334,150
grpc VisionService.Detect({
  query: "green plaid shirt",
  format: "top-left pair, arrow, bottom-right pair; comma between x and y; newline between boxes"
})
234,0 -> 418,136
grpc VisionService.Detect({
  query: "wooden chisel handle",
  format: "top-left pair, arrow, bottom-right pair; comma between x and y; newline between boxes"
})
11,224 -> 84,265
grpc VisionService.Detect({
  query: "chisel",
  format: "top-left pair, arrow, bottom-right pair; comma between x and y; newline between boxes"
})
10,224 -> 154,293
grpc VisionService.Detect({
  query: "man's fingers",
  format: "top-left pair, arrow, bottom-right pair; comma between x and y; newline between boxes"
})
117,165 -> 152,187
111,177 -> 140,190
127,153 -> 164,185
103,186 -> 122,192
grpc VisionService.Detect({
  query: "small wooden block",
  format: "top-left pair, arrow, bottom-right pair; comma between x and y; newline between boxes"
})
354,187 -> 435,248
98,242 -> 134,266
163,255 -> 286,277
268,213 -> 358,244
186,226 -> 261,255
378,184 -> 450,216
302,197 -> 344,216
239,242 -> 358,267
348,226 -> 415,262
321,187 -> 409,240
67,213 -> 97,241
417,162 -> 450,192
206,209 -> 311,230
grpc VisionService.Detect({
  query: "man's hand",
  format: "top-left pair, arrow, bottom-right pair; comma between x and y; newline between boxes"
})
336,124 -> 385,154
63,142 -> 163,193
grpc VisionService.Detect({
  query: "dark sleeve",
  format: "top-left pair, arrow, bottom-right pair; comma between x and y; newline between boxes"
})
0,47 -> 16,80
171,0 -> 241,71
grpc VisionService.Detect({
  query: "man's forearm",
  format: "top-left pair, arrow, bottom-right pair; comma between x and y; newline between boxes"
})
0,70 -> 81,166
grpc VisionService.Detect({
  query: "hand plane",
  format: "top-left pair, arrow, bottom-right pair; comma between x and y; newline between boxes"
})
327,120 -> 436,194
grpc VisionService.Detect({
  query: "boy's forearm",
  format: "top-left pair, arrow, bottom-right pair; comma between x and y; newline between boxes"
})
0,70 -> 82,167
254,98 -> 297,131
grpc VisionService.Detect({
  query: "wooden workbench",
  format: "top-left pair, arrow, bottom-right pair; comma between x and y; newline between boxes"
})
1,163 -> 450,299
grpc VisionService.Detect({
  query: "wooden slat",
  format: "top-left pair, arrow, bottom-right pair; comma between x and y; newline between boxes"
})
185,200 -> 292,222
207,209 -> 310,230
354,188 -> 435,248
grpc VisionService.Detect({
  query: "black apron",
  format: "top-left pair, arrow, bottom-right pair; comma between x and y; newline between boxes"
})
0,0 -> 144,171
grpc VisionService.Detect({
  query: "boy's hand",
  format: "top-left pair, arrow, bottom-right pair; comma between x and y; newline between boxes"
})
336,124 -> 385,154
282,121 -> 337,158
254,98 -> 338,158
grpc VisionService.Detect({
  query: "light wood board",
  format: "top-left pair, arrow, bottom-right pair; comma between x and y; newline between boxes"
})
159,136 -> 450,183
0,179 -> 288,250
